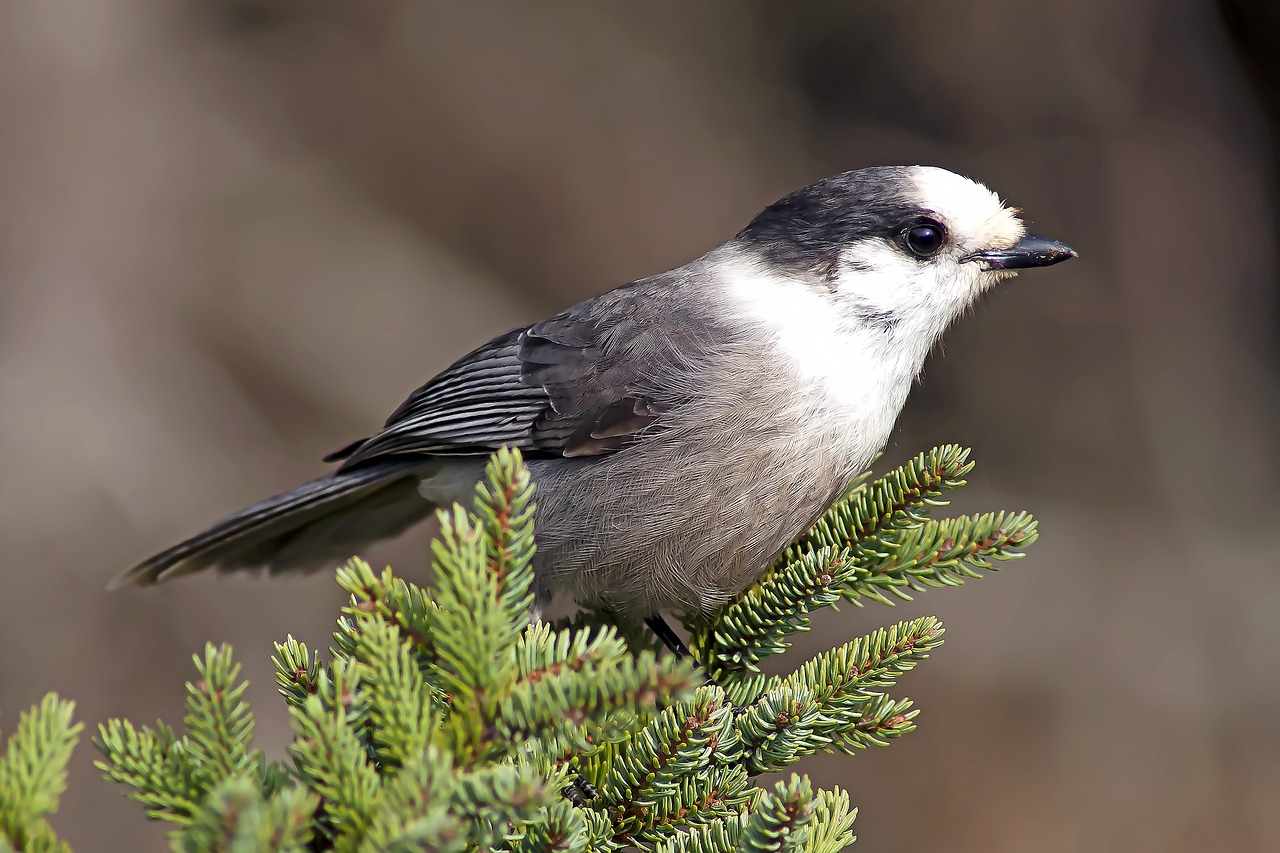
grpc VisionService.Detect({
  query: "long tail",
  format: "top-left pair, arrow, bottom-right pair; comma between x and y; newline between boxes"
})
110,461 -> 434,589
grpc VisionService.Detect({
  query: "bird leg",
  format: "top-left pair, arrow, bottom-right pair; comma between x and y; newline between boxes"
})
644,613 -> 692,660
644,613 -> 752,717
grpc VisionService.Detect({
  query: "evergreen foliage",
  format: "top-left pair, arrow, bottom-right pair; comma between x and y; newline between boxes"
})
0,445 -> 1038,850
0,693 -> 82,852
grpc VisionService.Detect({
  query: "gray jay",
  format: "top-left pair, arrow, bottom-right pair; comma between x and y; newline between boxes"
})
113,166 -> 1076,619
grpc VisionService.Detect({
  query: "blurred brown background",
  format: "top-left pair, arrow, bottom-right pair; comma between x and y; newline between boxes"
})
3,0 -> 1279,849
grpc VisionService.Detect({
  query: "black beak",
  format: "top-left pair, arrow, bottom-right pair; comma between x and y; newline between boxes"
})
969,233 -> 1078,270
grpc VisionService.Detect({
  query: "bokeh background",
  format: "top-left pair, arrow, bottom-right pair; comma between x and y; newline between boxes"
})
3,0 -> 1279,849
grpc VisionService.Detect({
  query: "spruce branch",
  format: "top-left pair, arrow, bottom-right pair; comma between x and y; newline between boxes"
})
734,680 -> 917,774
345,614 -> 436,769
803,788 -> 857,853
362,746 -> 463,853
334,559 -> 439,665
183,644 -> 258,791
736,618 -> 941,773
0,693 -> 81,853
94,719 -> 202,825
734,683 -> 821,775
453,761 -> 558,850
261,785 -> 322,850
687,546 -> 855,702
597,686 -> 745,841
841,511 -> 1038,605
43,444 -> 1037,851
508,799 -> 615,853
180,774 -> 317,853
781,444 -> 974,563
651,814 -> 745,853
555,609 -> 665,659
781,616 -> 943,713
332,560 -> 451,719
287,668 -> 380,846
692,447 -> 1032,700
739,775 -> 818,853
823,694 -> 918,754
502,622 -> 698,754
428,502 -> 520,762
272,635 -> 322,712
471,446 -> 539,648
639,765 -> 752,840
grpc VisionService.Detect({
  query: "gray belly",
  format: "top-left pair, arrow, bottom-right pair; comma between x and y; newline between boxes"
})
526,422 -> 868,615
417,363 -> 888,617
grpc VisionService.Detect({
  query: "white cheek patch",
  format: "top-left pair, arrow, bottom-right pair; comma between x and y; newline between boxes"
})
836,241 -> 927,312
833,238 -> 994,346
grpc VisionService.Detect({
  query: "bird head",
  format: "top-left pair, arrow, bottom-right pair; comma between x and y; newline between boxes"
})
735,165 -> 1076,337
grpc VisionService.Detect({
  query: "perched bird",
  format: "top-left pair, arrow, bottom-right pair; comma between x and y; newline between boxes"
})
114,166 -> 1075,623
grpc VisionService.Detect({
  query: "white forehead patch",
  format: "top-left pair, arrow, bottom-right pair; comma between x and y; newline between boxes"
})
907,166 -> 1024,252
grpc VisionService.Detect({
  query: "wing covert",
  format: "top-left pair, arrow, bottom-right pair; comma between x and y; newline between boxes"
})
333,290 -> 678,469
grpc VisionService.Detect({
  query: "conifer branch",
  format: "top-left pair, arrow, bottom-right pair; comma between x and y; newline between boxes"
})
345,615 -> 435,769
784,616 -> 945,701
804,788 -> 858,853
362,746 -> 463,852
739,775 -> 817,853
472,446 -> 539,649
15,443 -> 1037,851
692,448 -> 1031,698
262,784 -> 320,848
652,814 -> 746,853
555,609 -> 665,659
181,774 -> 317,853
0,693 -> 81,853
183,644 -> 258,791
687,546 -> 854,702
453,761 -> 558,850
334,560 -> 438,665
637,765 -> 753,842
598,686 -> 745,841
502,623 -> 697,752
509,799 -> 615,853
93,719 -> 201,825
273,635 -> 322,712
736,618 -> 941,773
420,449 -> 541,767
734,683 -> 821,775
287,668 -> 380,845
429,502 -> 519,762
781,445 -> 974,563
824,694 -> 918,753
841,511 -> 1038,605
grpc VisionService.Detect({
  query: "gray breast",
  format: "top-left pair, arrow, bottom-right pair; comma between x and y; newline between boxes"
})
525,347 -> 872,616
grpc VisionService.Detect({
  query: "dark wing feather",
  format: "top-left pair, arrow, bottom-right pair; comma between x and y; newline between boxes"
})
322,436 -> 367,463
334,286 -> 686,469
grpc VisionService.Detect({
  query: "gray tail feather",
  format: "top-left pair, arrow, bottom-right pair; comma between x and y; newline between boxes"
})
110,461 -> 434,589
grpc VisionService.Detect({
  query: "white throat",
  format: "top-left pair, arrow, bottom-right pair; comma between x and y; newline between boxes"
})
722,256 -> 942,448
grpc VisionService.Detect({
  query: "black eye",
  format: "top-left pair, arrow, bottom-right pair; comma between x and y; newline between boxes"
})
903,220 -> 947,258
